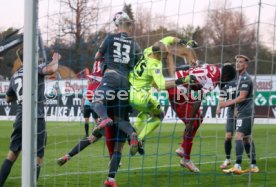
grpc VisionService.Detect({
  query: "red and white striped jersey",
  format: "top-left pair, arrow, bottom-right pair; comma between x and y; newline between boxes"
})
86,60 -> 103,82
176,64 -> 220,93
91,60 -> 103,77
86,81 -> 100,102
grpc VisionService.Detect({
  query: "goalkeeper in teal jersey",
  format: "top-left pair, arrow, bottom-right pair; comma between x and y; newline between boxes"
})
129,41 -> 191,146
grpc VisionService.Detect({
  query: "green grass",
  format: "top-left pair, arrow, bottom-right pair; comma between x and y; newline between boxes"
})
0,121 -> 276,187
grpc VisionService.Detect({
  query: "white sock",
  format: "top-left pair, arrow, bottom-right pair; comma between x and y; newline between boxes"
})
108,177 -> 115,181
184,159 -> 190,162
234,163 -> 241,169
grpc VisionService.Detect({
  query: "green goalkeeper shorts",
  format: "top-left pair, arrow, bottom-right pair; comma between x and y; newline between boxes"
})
129,87 -> 162,115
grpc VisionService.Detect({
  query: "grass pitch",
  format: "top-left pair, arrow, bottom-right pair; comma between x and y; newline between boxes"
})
0,121 -> 275,187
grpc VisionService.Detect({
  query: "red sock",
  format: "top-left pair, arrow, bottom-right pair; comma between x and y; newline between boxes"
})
181,120 -> 200,160
105,126 -> 115,158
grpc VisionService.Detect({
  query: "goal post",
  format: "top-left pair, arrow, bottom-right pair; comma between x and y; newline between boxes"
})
22,0 -> 38,186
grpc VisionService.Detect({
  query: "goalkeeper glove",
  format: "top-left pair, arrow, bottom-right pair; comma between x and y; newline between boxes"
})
179,39 -> 198,48
175,75 -> 196,85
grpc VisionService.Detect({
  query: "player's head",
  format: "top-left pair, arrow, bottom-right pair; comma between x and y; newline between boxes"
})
113,11 -> 132,30
152,41 -> 168,60
235,54 -> 250,73
220,62 -> 236,88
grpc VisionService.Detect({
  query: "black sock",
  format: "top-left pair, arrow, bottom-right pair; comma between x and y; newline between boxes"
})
92,102 -> 108,119
235,140 -> 244,164
36,164 -> 41,181
108,151 -> 121,178
244,141 -> 257,165
84,123 -> 89,136
224,139 -> 232,159
0,159 -> 14,187
68,138 -> 92,157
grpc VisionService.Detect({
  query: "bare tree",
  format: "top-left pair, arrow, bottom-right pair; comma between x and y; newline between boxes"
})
198,8 -> 256,68
59,0 -> 101,73
61,0 -> 99,46
203,9 -> 255,46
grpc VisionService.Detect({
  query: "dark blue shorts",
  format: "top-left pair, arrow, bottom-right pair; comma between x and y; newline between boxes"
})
226,107 -> 236,134
236,115 -> 254,136
83,105 -> 98,119
10,118 -> 46,158
94,72 -> 130,119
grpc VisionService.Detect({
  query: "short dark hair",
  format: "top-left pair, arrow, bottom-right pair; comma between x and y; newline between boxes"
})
219,63 -> 236,89
224,60 -> 233,66
152,41 -> 167,54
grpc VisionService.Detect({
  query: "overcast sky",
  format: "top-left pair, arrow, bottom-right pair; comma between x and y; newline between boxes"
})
1,0 -> 275,27
1,0 -> 276,45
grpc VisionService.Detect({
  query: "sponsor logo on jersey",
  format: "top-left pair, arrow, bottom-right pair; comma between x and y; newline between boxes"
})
155,69 -> 161,74
241,84 -> 248,88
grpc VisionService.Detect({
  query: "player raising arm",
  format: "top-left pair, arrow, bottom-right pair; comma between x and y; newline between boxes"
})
129,40 -> 189,153
159,36 -> 198,77
0,48 -> 61,186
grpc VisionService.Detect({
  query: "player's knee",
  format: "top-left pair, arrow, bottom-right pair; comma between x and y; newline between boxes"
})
7,150 -> 19,162
91,131 -> 102,141
85,118 -> 89,123
243,136 -> 251,144
225,133 -> 233,141
235,132 -> 244,140
36,157 -> 43,165
225,137 -> 232,142
87,135 -> 98,143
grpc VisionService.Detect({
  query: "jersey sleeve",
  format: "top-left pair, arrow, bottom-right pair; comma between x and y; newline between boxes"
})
221,80 -> 237,100
238,77 -> 252,92
133,41 -> 142,66
86,82 -> 100,102
160,36 -> 175,46
201,78 -> 215,94
6,78 -> 16,97
38,63 -> 47,74
149,61 -> 166,90
219,84 -> 228,97
98,35 -> 110,55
